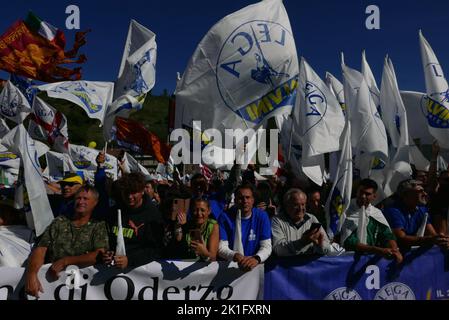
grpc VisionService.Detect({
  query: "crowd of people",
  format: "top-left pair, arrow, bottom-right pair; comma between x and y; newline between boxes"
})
1,143 -> 449,299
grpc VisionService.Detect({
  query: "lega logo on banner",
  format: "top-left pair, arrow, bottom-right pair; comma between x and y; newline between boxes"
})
216,21 -> 297,124
374,282 -> 415,300
324,287 -> 362,300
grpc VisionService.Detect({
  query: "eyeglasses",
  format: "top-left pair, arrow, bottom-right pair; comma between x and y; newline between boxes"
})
61,182 -> 79,187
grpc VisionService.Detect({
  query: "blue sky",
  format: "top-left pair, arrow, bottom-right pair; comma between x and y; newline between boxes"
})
1,0 -> 449,95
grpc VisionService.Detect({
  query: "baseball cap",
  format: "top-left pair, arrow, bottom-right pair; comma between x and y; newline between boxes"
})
58,173 -> 83,185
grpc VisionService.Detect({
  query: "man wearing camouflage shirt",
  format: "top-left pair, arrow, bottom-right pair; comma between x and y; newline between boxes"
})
25,185 -> 109,298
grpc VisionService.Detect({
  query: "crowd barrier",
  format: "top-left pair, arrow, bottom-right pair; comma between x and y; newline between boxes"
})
1,247 -> 447,300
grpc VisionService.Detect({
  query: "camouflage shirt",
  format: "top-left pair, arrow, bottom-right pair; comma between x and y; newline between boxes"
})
38,215 -> 109,262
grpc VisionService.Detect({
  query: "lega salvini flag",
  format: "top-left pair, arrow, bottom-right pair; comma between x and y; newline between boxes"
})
1,125 -> 53,237
0,81 -> 32,124
0,12 -> 88,82
37,81 -> 114,125
294,57 -> 345,186
175,0 -> 299,133
114,19 -> 157,99
419,30 -> 449,148
112,117 -> 170,164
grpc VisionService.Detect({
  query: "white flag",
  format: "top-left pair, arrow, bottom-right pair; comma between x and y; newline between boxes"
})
419,31 -> 449,148
69,144 -> 118,181
0,118 -> 10,138
175,0 -> 299,133
380,57 -> 412,197
0,81 -> 32,123
325,72 -> 346,112
361,50 -> 381,114
30,97 -> 69,153
38,81 -> 114,125
295,58 -> 345,185
400,91 -> 434,144
115,209 -> 126,256
103,94 -> 145,142
325,122 -> 352,239
122,152 -> 150,176
343,64 -> 388,178
114,19 -> 157,99
1,125 -> 53,236
45,151 -> 77,182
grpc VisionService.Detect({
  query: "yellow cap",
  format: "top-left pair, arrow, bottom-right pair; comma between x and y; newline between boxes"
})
59,174 -> 83,185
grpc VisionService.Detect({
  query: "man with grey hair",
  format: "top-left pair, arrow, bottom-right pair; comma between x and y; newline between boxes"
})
271,188 -> 342,256
384,179 -> 449,250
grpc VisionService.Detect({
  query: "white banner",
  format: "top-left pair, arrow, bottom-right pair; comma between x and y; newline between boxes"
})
38,81 -> 114,125
0,81 -> 32,124
0,261 -> 263,300
114,19 -> 157,99
69,144 -> 119,181
175,0 -> 298,132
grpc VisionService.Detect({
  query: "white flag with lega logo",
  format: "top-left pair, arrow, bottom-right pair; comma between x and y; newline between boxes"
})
400,91 -> 434,144
175,0 -> 299,133
325,72 -> 346,112
419,31 -> 449,148
1,125 -> 53,237
0,81 -> 32,124
37,81 -> 114,125
294,58 -> 345,186
343,65 -> 388,178
114,19 -> 157,99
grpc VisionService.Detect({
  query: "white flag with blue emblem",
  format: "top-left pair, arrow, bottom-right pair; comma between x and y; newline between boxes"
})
380,56 -> 412,197
419,30 -> 449,148
38,81 -> 114,125
1,125 -> 53,237
69,144 -> 118,181
103,94 -> 145,142
343,65 -> 388,179
295,58 -> 345,185
175,0 -> 299,133
400,91 -> 434,144
0,81 -> 32,124
114,20 -> 157,99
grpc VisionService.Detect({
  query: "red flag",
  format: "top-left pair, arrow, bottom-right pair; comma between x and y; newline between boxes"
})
114,117 -> 170,164
0,13 -> 89,82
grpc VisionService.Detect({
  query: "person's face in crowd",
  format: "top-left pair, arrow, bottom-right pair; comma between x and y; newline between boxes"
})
356,186 -> 377,208
285,193 -> 307,224
192,201 -> 210,227
191,178 -> 208,197
308,191 -> 321,209
144,182 -> 154,198
236,188 -> 255,216
74,190 -> 98,217
123,190 -> 144,209
415,170 -> 428,186
403,184 -> 427,208
61,182 -> 82,199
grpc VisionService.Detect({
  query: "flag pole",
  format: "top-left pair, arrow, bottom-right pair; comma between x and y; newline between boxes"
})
287,115 -> 294,162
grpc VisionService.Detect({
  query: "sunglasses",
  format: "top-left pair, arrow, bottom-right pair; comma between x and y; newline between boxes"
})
61,182 -> 79,187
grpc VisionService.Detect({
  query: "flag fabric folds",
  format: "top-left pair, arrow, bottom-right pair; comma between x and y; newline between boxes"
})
419,31 -> 449,148
295,58 -> 345,185
1,125 -> 53,237
37,81 -> 114,125
0,12 -> 88,82
29,96 -> 69,153
0,81 -> 32,123
175,0 -> 298,133
114,20 -> 157,100
113,117 -> 170,164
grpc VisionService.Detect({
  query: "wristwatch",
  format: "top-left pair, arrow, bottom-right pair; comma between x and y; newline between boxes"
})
253,255 -> 261,264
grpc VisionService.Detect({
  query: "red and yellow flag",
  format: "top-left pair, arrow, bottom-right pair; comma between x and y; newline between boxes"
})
114,116 -> 171,164
0,13 -> 89,82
